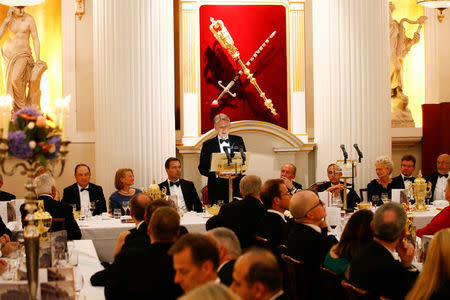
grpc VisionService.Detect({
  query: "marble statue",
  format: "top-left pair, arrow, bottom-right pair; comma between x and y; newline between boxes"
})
389,2 -> 426,128
0,6 -> 47,113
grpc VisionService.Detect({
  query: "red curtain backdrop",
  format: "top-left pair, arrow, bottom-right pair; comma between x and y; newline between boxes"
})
422,103 -> 450,175
199,5 -> 288,133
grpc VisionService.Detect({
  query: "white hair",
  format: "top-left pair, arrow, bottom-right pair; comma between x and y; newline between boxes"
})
34,174 -> 55,196
208,227 -> 242,258
213,113 -> 230,125
375,156 -> 394,175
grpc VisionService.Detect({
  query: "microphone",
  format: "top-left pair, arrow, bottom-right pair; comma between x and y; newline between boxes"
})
340,144 -> 348,163
223,146 -> 232,165
353,144 -> 363,162
238,145 -> 246,165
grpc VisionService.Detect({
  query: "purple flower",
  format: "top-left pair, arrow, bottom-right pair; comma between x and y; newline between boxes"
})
8,131 -> 33,158
12,107 -> 42,125
44,136 -> 61,159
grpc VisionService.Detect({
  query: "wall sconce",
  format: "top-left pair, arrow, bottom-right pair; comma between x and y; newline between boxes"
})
418,0 -> 450,22
75,0 -> 85,20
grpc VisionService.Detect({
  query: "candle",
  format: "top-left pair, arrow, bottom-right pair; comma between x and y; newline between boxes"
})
61,95 -> 71,141
0,95 -> 12,139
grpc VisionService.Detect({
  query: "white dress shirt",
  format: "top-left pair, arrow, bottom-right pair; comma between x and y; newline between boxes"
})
267,209 -> 287,223
218,135 -> 230,153
434,172 -> 449,201
304,223 -> 322,233
168,179 -> 187,213
78,184 -> 90,212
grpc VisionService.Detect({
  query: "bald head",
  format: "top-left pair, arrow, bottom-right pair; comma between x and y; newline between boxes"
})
130,193 -> 151,221
437,154 -> 450,175
289,190 -> 325,224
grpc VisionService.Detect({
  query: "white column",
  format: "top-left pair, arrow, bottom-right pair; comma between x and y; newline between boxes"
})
93,0 -> 175,195
312,0 -> 391,191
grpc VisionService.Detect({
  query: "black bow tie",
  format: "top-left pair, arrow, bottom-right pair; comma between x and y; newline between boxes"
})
404,177 -> 413,181
438,173 -> 448,178
80,187 -> 89,192
170,181 -> 180,187
219,139 -> 229,144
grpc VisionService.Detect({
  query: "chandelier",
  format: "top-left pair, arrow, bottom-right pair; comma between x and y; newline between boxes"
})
418,0 -> 450,22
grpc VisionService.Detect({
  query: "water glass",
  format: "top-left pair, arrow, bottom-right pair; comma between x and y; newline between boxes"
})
121,201 -> 130,215
381,193 -> 389,204
114,208 -> 121,219
217,200 -> 225,207
69,250 -> 79,266
371,195 -> 380,206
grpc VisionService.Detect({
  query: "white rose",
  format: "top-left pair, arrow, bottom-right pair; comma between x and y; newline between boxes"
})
27,122 -> 35,130
29,140 -> 36,149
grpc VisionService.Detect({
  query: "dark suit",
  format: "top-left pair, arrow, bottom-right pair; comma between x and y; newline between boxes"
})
425,172 -> 448,201
208,195 -> 266,249
286,222 -> 338,299
91,222 -> 149,287
315,181 -> 361,208
61,183 -> 107,215
20,195 -> 82,240
349,241 -> 419,300
105,242 -> 183,300
158,179 -> 202,212
0,190 -> 15,202
0,216 -> 11,238
292,181 -> 302,190
391,174 -> 415,190
218,259 -> 235,286
256,211 -> 286,250
198,135 -> 246,204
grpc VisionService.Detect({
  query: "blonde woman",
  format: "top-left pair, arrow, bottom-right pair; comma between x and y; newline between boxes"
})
179,282 -> 241,300
367,156 -> 395,206
405,228 -> 450,300
109,168 -> 141,215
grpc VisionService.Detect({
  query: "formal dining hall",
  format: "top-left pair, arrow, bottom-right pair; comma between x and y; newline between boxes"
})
0,0 -> 448,299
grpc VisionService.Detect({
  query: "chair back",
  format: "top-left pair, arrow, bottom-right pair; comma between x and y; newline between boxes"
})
319,267 -> 346,300
254,236 -> 271,249
50,218 -> 66,232
281,254 -> 309,300
341,280 -> 370,300
359,188 -> 368,203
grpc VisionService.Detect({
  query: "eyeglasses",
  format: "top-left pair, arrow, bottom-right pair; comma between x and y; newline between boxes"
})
302,200 -> 324,218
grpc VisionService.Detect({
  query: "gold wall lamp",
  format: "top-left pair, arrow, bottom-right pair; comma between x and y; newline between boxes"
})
75,0 -> 85,20
418,0 -> 450,22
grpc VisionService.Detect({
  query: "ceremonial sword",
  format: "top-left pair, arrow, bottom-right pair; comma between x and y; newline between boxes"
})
212,30 -> 277,106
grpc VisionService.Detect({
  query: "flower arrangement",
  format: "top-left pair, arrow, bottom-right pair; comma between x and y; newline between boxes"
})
7,107 -> 62,164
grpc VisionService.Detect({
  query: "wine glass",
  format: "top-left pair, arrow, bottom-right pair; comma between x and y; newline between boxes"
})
121,201 -> 130,216
371,195 -> 380,207
381,193 -> 389,204
89,201 -> 96,217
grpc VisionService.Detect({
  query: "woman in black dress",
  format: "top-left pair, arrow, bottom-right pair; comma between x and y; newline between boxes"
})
367,156 -> 395,206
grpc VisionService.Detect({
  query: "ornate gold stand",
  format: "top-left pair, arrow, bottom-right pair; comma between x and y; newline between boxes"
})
408,171 -> 432,212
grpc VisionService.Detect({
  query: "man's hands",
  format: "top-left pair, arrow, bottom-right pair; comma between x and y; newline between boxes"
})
281,177 -> 294,190
396,240 -> 415,268
326,184 -> 344,197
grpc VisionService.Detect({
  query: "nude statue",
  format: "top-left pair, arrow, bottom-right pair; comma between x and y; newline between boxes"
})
0,6 -> 47,113
389,2 -> 426,127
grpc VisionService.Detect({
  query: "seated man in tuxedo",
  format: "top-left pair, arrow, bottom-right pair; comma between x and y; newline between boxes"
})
280,163 -> 302,194
286,190 -> 338,299
0,174 -> 15,202
207,227 -> 242,286
206,175 -> 266,249
311,163 -> 360,208
61,164 -> 107,215
105,207 -> 183,300
159,157 -> 202,212
349,202 -> 418,300
231,248 -> 286,300
425,153 -> 450,202
392,154 -> 416,190
256,179 -> 291,250
198,113 -> 246,204
169,233 -> 220,294
21,174 -> 81,240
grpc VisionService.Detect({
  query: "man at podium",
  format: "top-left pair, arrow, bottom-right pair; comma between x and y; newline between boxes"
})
198,113 -> 246,204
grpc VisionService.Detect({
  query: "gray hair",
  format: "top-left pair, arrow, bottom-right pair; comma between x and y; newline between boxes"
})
373,202 -> 406,242
34,174 -> 56,196
375,156 -> 394,175
239,175 -> 262,197
179,282 -> 240,300
208,227 -> 242,258
213,113 -> 230,125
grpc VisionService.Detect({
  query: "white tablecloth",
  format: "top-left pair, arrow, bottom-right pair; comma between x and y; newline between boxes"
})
79,212 -> 209,263
412,207 -> 440,229
74,240 -> 105,300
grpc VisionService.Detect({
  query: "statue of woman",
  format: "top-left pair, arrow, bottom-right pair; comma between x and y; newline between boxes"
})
0,6 -> 47,113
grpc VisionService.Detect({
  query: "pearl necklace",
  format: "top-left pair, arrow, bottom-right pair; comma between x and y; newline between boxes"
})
119,188 -> 133,195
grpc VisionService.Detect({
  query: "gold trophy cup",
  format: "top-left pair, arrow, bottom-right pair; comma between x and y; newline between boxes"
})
408,171 -> 432,212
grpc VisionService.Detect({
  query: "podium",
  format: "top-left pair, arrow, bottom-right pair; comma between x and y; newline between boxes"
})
211,152 -> 249,203
336,160 -> 357,212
